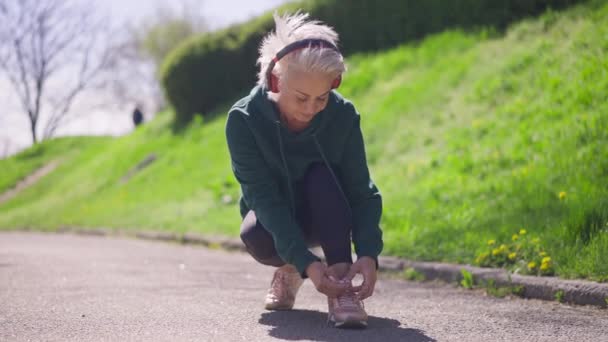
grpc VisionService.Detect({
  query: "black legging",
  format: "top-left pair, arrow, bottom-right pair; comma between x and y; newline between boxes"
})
240,163 -> 353,267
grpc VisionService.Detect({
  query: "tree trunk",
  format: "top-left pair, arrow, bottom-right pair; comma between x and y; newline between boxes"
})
29,114 -> 37,144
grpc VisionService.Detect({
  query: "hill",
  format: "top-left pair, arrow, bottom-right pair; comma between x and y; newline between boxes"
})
1,1 -> 606,281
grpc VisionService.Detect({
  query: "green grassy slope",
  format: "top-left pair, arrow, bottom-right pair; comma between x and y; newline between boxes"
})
1,1 -> 606,280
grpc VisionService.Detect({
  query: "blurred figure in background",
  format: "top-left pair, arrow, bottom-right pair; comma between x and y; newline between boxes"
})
132,105 -> 144,127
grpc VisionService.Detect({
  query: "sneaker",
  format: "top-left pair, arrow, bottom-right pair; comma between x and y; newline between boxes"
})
264,265 -> 304,310
327,290 -> 368,329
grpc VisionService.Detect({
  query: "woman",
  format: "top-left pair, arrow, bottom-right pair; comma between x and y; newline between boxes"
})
225,12 -> 383,329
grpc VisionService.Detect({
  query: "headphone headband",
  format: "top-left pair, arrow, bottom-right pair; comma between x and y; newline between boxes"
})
265,39 -> 341,93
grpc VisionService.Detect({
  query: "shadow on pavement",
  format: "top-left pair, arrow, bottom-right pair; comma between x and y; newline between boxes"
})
259,309 -> 436,341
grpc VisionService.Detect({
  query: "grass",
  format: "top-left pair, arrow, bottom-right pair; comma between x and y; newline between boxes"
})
460,269 -> 475,289
1,1 -> 607,281
402,268 -> 426,282
0,136 -> 109,193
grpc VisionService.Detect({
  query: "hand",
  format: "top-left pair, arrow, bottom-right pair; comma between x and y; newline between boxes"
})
306,261 -> 351,297
344,256 -> 377,300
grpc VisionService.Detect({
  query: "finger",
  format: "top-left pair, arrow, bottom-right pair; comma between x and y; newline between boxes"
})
322,277 -> 350,297
321,285 -> 345,298
324,267 -> 340,280
357,284 -> 371,300
343,267 -> 360,282
357,280 -> 376,300
351,284 -> 364,292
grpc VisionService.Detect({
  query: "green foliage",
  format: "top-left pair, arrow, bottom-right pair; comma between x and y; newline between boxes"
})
554,290 -> 565,303
142,19 -> 198,66
460,269 -> 474,289
403,267 -> 426,281
484,279 -> 524,298
0,137 -> 108,193
161,0 -> 584,123
131,1 -> 208,67
160,9 -> 290,124
565,199 -> 608,245
475,229 -> 555,276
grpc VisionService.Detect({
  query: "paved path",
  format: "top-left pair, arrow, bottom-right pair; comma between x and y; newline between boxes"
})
1,232 -> 606,341
0,161 -> 60,205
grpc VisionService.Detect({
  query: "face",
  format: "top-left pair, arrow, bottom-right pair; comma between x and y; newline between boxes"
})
275,67 -> 335,127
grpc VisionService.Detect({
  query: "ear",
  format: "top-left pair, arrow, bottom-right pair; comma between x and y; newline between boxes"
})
269,73 -> 280,93
331,75 -> 342,89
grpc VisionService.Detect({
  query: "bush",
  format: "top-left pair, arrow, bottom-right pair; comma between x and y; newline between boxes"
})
161,0 -> 585,123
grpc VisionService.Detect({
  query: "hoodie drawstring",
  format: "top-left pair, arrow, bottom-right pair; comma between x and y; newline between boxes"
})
276,122 -> 296,216
312,133 -> 353,217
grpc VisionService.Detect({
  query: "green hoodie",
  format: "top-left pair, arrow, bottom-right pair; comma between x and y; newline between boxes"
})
225,85 -> 383,276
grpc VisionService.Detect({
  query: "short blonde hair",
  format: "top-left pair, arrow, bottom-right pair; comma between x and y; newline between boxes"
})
257,12 -> 346,88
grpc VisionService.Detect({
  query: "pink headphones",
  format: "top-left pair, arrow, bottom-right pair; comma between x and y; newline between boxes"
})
265,38 -> 342,93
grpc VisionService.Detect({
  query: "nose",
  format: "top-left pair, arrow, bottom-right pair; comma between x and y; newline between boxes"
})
303,101 -> 316,115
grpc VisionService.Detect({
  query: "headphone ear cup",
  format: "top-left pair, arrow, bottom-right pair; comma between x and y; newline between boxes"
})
269,73 -> 280,93
332,75 -> 342,89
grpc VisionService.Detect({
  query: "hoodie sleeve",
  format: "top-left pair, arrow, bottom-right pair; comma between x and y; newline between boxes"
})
339,104 -> 384,266
225,110 -> 320,277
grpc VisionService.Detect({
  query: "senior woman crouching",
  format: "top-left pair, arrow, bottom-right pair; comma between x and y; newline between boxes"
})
225,12 -> 383,329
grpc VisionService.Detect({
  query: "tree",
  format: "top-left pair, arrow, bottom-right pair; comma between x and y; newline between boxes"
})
136,0 -> 208,66
0,0 -> 121,144
114,0 -> 208,113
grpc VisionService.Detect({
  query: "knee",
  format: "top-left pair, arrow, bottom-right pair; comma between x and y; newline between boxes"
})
240,219 -> 276,257
240,221 -> 262,246
240,211 -> 257,243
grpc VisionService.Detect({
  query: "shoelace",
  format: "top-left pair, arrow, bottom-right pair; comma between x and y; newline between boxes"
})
337,291 -> 364,309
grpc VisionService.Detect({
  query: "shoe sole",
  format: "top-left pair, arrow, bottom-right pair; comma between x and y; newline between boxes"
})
265,303 -> 295,311
328,316 -> 368,329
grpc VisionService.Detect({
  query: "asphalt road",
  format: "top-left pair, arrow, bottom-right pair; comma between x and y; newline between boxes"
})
1,232 -> 606,341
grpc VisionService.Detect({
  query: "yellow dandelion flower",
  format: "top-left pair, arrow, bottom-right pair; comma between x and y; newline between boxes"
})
512,234 -> 519,241
558,191 -> 567,200
508,252 -> 517,261
492,248 -> 501,256
499,244 -> 508,252
527,261 -> 537,270
519,229 -> 527,235
542,257 -> 552,264
487,239 -> 496,246
539,251 -> 547,257
540,263 -> 550,271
